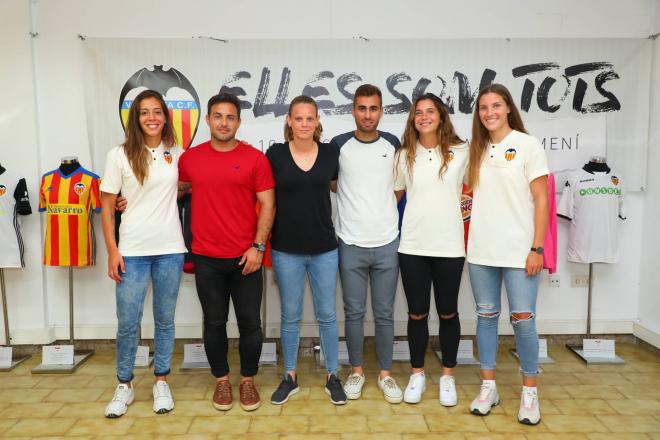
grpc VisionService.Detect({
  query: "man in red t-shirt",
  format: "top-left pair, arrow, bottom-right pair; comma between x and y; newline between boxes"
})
178,93 -> 275,412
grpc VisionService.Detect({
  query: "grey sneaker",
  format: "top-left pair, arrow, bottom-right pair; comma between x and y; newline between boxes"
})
325,373 -> 347,405
270,374 -> 299,405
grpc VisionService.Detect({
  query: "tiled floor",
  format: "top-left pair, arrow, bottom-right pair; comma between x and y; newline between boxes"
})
0,342 -> 659,439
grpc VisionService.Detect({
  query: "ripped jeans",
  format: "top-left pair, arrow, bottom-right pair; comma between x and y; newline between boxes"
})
468,263 -> 539,377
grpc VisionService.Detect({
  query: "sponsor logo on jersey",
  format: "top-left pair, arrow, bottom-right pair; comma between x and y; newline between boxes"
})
73,182 -> 87,195
504,148 -> 517,161
447,150 -> 454,163
119,65 -> 201,150
461,193 -> 472,222
579,178 -> 595,183
578,187 -> 622,196
46,204 -> 85,215
0,185 -> 6,197
611,176 -> 619,186
164,150 -> 172,164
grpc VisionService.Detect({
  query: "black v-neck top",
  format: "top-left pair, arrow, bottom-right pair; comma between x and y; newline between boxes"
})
266,141 -> 339,254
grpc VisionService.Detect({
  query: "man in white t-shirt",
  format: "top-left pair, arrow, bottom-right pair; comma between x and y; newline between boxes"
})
329,84 -> 403,404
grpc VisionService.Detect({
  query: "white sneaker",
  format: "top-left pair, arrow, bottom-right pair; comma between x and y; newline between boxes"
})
470,380 -> 499,416
343,373 -> 365,400
439,375 -> 458,407
105,383 -> 134,418
518,386 -> 541,425
378,375 -> 403,404
403,371 -> 426,404
153,380 -> 175,414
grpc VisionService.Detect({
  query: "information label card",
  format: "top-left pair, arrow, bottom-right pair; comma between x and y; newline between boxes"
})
392,340 -> 410,361
183,343 -> 209,364
0,346 -> 12,368
259,342 -> 277,364
42,345 -> 74,365
134,345 -> 150,367
583,339 -> 616,359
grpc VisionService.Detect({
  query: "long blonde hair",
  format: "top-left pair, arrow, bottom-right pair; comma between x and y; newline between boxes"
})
122,90 -> 176,184
467,83 -> 527,189
283,95 -> 323,142
396,93 -> 463,182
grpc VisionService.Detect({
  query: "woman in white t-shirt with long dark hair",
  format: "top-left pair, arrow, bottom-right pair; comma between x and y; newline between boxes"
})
394,93 -> 469,407
100,89 -> 187,418
466,83 -> 548,426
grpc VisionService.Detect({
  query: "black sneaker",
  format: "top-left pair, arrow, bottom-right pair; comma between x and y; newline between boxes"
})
325,373 -> 347,405
270,374 -> 299,405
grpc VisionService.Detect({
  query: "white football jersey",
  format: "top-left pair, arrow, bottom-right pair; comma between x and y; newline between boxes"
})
557,168 -> 625,264
0,169 -> 32,268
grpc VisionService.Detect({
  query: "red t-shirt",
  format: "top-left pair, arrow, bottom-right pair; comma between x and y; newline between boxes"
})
178,141 -> 275,258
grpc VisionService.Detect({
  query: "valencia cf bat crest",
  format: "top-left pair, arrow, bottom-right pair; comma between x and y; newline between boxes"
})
164,150 -> 173,164
611,176 -> 619,186
119,65 -> 201,150
447,150 -> 454,163
73,183 -> 86,195
0,185 -> 6,197
504,148 -> 517,161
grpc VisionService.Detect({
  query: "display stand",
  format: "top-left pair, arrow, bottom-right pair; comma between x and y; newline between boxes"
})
0,269 -> 31,371
32,268 -> 95,374
566,263 -> 625,364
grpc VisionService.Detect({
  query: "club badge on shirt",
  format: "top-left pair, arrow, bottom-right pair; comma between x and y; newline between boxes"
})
447,150 -> 454,163
611,176 -> 619,186
164,151 -> 172,164
73,182 -> 87,195
0,185 -> 6,197
504,148 -> 517,161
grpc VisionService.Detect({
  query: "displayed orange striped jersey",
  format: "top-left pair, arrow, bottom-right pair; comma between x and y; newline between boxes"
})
39,167 -> 101,266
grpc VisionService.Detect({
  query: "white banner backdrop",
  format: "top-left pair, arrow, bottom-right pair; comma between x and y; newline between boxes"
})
84,38 -> 649,190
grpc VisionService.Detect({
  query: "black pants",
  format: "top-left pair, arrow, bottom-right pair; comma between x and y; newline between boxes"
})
193,254 -> 263,378
398,253 -> 465,369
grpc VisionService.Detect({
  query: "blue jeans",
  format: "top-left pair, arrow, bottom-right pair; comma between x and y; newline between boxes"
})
272,248 -> 339,374
116,253 -> 184,382
468,263 -> 539,377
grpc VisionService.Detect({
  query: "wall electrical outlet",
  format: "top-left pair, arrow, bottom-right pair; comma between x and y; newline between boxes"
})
571,274 -> 589,287
548,274 -> 561,288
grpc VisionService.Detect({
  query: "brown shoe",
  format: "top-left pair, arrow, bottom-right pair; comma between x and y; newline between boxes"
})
239,379 -> 261,411
212,380 -> 233,411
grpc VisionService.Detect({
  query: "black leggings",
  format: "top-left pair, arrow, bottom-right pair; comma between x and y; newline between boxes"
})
398,253 -> 465,369
193,254 -> 263,378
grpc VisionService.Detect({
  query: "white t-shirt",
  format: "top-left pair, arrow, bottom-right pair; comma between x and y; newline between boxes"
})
333,131 -> 400,247
394,141 -> 469,257
557,168 -> 625,264
467,130 -> 549,268
0,170 -> 31,268
100,144 -> 187,256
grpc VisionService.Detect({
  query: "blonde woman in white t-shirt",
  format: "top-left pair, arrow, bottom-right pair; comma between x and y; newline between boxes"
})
394,93 -> 469,406
100,90 -> 187,418
466,83 -> 549,425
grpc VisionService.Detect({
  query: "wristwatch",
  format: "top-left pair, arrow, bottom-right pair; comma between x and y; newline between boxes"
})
530,247 -> 544,254
252,242 -> 266,253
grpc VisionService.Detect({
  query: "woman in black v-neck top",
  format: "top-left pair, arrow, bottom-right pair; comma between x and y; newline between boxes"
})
266,140 -> 338,253
266,95 -> 345,406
